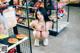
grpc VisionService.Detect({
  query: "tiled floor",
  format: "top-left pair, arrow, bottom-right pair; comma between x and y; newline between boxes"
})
32,6 -> 80,53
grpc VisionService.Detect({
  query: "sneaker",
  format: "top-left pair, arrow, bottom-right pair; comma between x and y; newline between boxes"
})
43,38 -> 48,46
34,39 -> 39,47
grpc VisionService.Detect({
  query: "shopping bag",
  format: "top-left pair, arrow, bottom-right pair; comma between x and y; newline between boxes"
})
0,13 -> 7,34
3,7 -> 17,29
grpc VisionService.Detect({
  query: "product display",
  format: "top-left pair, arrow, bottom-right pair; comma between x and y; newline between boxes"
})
45,0 -> 69,36
0,0 -> 70,53
0,0 -> 32,53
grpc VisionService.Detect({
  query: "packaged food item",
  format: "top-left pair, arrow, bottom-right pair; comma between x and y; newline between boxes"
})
58,2 -> 67,8
8,48 -> 16,53
16,34 -> 27,39
8,38 -> 18,44
0,0 -> 10,4
17,18 -> 23,23
13,0 -> 19,5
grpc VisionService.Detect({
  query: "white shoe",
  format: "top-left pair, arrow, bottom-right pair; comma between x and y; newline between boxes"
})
43,38 -> 48,46
34,39 -> 39,46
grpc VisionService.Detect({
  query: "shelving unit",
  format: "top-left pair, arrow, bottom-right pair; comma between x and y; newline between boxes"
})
0,0 -> 70,53
17,0 -> 70,36
0,0 -> 33,53
49,0 -> 70,36
53,21 -> 69,32
8,37 -> 28,51
12,0 -> 33,53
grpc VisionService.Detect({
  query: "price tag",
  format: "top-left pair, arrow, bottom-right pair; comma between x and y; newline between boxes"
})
0,44 -> 8,53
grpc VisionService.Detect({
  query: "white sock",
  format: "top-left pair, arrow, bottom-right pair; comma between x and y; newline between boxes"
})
34,39 -> 39,46
43,38 -> 48,46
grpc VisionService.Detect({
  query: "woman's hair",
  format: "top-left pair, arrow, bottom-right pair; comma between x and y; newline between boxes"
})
35,11 -> 40,21
34,1 -> 44,9
35,8 -> 51,22
57,0 -> 60,2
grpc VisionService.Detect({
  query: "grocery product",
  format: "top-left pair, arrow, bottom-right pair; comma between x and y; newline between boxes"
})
16,34 -> 27,39
8,38 -> 18,44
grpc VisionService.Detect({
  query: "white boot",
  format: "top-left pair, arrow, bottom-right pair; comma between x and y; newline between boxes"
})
43,38 -> 48,46
34,39 -> 39,46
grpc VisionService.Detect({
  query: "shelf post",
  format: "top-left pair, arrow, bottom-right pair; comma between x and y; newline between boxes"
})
67,0 -> 70,22
56,1 -> 58,32
25,0 -> 32,53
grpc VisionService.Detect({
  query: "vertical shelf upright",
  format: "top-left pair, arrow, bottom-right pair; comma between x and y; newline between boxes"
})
12,0 -> 33,53
25,0 -> 32,53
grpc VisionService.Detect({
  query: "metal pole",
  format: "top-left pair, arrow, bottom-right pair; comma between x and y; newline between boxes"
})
56,1 -> 58,32
25,0 -> 32,53
67,0 -> 70,22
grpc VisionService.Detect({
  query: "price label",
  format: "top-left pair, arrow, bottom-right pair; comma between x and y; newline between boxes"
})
0,45 -> 8,53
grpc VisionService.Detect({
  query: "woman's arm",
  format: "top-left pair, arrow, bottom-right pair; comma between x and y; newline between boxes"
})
30,20 -> 36,30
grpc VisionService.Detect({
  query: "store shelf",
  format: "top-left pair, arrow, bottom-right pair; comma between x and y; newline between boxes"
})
15,5 -> 36,9
8,37 -> 28,51
17,24 -> 33,30
53,21 -> 69,32
16,14 -> 26,19
17,23 -> 28,28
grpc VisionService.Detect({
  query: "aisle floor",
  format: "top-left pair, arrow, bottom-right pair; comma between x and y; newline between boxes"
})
32,6 -> 80,53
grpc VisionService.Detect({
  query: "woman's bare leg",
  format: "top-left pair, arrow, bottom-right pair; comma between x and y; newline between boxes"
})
41,31 -> 49,46
41,31 -> 49,39
33,30 -> 41,46
46,21 -> 53,30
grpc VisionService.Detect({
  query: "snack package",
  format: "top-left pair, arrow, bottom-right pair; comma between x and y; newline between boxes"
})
8,48 -> 16,53
58,8 -> 64,17
0,0 -> 10,4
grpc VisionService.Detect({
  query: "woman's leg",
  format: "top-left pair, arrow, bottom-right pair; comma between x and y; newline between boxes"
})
41,31 -> 49,46
46,21 -> 53,30
41,21 -> 52,46
33,30 -> 41,46
41,31 -> 49,39
33,30 -> 41,39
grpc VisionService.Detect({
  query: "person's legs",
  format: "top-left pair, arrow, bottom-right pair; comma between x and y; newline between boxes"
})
41,21 -> 52,46
33,30 -> 41,46
41,31 -> 49,39
41,31 -> 49,46
46,21 -> 52,30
